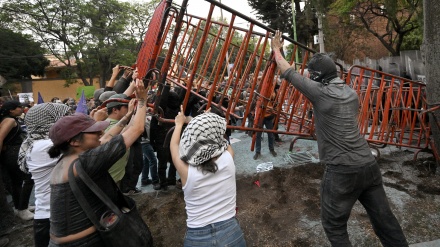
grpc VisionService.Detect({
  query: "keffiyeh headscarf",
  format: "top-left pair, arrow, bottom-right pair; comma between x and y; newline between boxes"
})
179,112 -> 228,166
18,103 -> 70,173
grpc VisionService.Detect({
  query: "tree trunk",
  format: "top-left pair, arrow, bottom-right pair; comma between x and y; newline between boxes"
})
422,0 -> 440,160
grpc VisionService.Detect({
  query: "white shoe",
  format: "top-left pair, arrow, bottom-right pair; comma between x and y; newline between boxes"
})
16,209 -> 34,221
28,205 -> 36,212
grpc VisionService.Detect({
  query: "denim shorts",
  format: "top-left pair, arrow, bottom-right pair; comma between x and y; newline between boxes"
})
184,217 -> 246,247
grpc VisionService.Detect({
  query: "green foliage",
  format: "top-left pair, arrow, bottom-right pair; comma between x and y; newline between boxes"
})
401,27 -> 423,51
0,0 -> 159,87
247,0 -> 317,45
330,0 -> 356,15
59,67 -> 78,87
328,0 -> 423,56
0,28 -> 49,80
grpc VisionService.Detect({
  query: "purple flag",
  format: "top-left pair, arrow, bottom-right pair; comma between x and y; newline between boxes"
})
37,92 -> 44,104
75,90 -> 88,114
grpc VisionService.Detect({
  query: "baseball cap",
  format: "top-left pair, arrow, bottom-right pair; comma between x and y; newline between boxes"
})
49,113 -> 110,146
99,91 -> 117,102
1,100 -> 23,111
93,88 -> 105,101
106,94 -> 131,108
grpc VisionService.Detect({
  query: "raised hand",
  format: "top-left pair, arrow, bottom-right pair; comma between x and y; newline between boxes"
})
127,99 -> 136,115
271,30 -> 284,51
134,79 -> 147,100
175,105 -> 186,127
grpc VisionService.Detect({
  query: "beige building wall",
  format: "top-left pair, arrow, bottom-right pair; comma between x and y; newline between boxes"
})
32,79 -> 101,102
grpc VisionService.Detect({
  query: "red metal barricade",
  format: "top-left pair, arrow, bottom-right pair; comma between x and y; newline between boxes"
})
136,0 -> 436,160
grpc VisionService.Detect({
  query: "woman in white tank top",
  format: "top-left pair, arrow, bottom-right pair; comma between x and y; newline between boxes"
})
170,106 -> 246,247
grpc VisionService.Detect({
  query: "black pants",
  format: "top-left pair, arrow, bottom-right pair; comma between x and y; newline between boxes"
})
320,161 -> 408,247
156,145 -> 176,186
120,140 -> 143,192
34,218 -> 50,247
1,146 -> 34,210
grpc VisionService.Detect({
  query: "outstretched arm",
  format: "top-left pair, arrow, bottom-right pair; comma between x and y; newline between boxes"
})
105,65 -> 122,91
170,105 -> 189,186
120,79 -> 147,149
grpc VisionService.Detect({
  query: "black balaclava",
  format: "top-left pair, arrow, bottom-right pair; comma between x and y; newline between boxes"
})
307,53 -> 338,85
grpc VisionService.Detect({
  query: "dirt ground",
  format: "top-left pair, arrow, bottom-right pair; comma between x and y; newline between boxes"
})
3,150 -> 440,247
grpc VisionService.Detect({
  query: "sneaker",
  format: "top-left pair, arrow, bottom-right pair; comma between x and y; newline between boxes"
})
122,188 -> 142,196
141,179 -> 152,186
0,237 -> 9,247
15,209 -> 34,221
253,152 -> 261,160
28,205 -> 36,212
270,150 -> 278,157
153,183 -> 161,190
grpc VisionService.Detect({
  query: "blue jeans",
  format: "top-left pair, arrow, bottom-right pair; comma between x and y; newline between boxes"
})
320,161 -> 408,247
141,142 -> 159,183
255,116 -> 275,153
184,217 -> 246,247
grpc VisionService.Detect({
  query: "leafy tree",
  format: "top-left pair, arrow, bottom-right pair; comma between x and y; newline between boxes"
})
0,28 -> 48,219
329,0 -> 423,56
247,0 -> 318,49
323,14 -> 376,61
0,0 -> 159,87
0,28 -> 49,80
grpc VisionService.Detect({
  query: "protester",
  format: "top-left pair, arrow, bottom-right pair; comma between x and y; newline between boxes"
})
102,94 -> 133,188
253,91 -> 277,160
51,97 -> 62,104
0,100 -> 34,221
271,30 -> 408,246
170,106 -> 246,247
18,103 -> 70,247
47,79 -> 148,246
150,84 -> 181,190
140,114 -> 160,190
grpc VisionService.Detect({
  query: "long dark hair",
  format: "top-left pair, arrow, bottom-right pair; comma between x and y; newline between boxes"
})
197,157 -> 219,174
48,133 -> 85,158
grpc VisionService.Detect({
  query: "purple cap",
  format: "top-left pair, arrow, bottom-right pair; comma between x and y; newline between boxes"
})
49,113 -> 110,146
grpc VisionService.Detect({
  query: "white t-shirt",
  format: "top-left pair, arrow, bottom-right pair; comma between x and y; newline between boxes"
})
27,139 -> 58,219
183,151 -> 236,228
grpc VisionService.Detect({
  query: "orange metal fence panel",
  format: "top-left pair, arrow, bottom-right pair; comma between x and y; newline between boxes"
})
137,0 -> 435,157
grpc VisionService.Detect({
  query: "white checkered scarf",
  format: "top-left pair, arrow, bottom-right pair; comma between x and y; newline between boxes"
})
179,112 -> 228,166
18,103 -> 70,173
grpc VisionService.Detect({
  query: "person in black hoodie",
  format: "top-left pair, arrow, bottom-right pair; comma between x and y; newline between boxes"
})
150,84 -> 182,190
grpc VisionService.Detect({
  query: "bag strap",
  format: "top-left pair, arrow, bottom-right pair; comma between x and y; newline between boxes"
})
68,160 -> 103,228
73,161 -> 123,216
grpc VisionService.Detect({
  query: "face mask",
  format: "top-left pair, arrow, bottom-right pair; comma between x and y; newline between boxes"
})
309,70 -> 322,81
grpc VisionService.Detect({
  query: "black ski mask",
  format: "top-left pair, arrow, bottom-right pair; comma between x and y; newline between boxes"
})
307,53 -> 338,85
